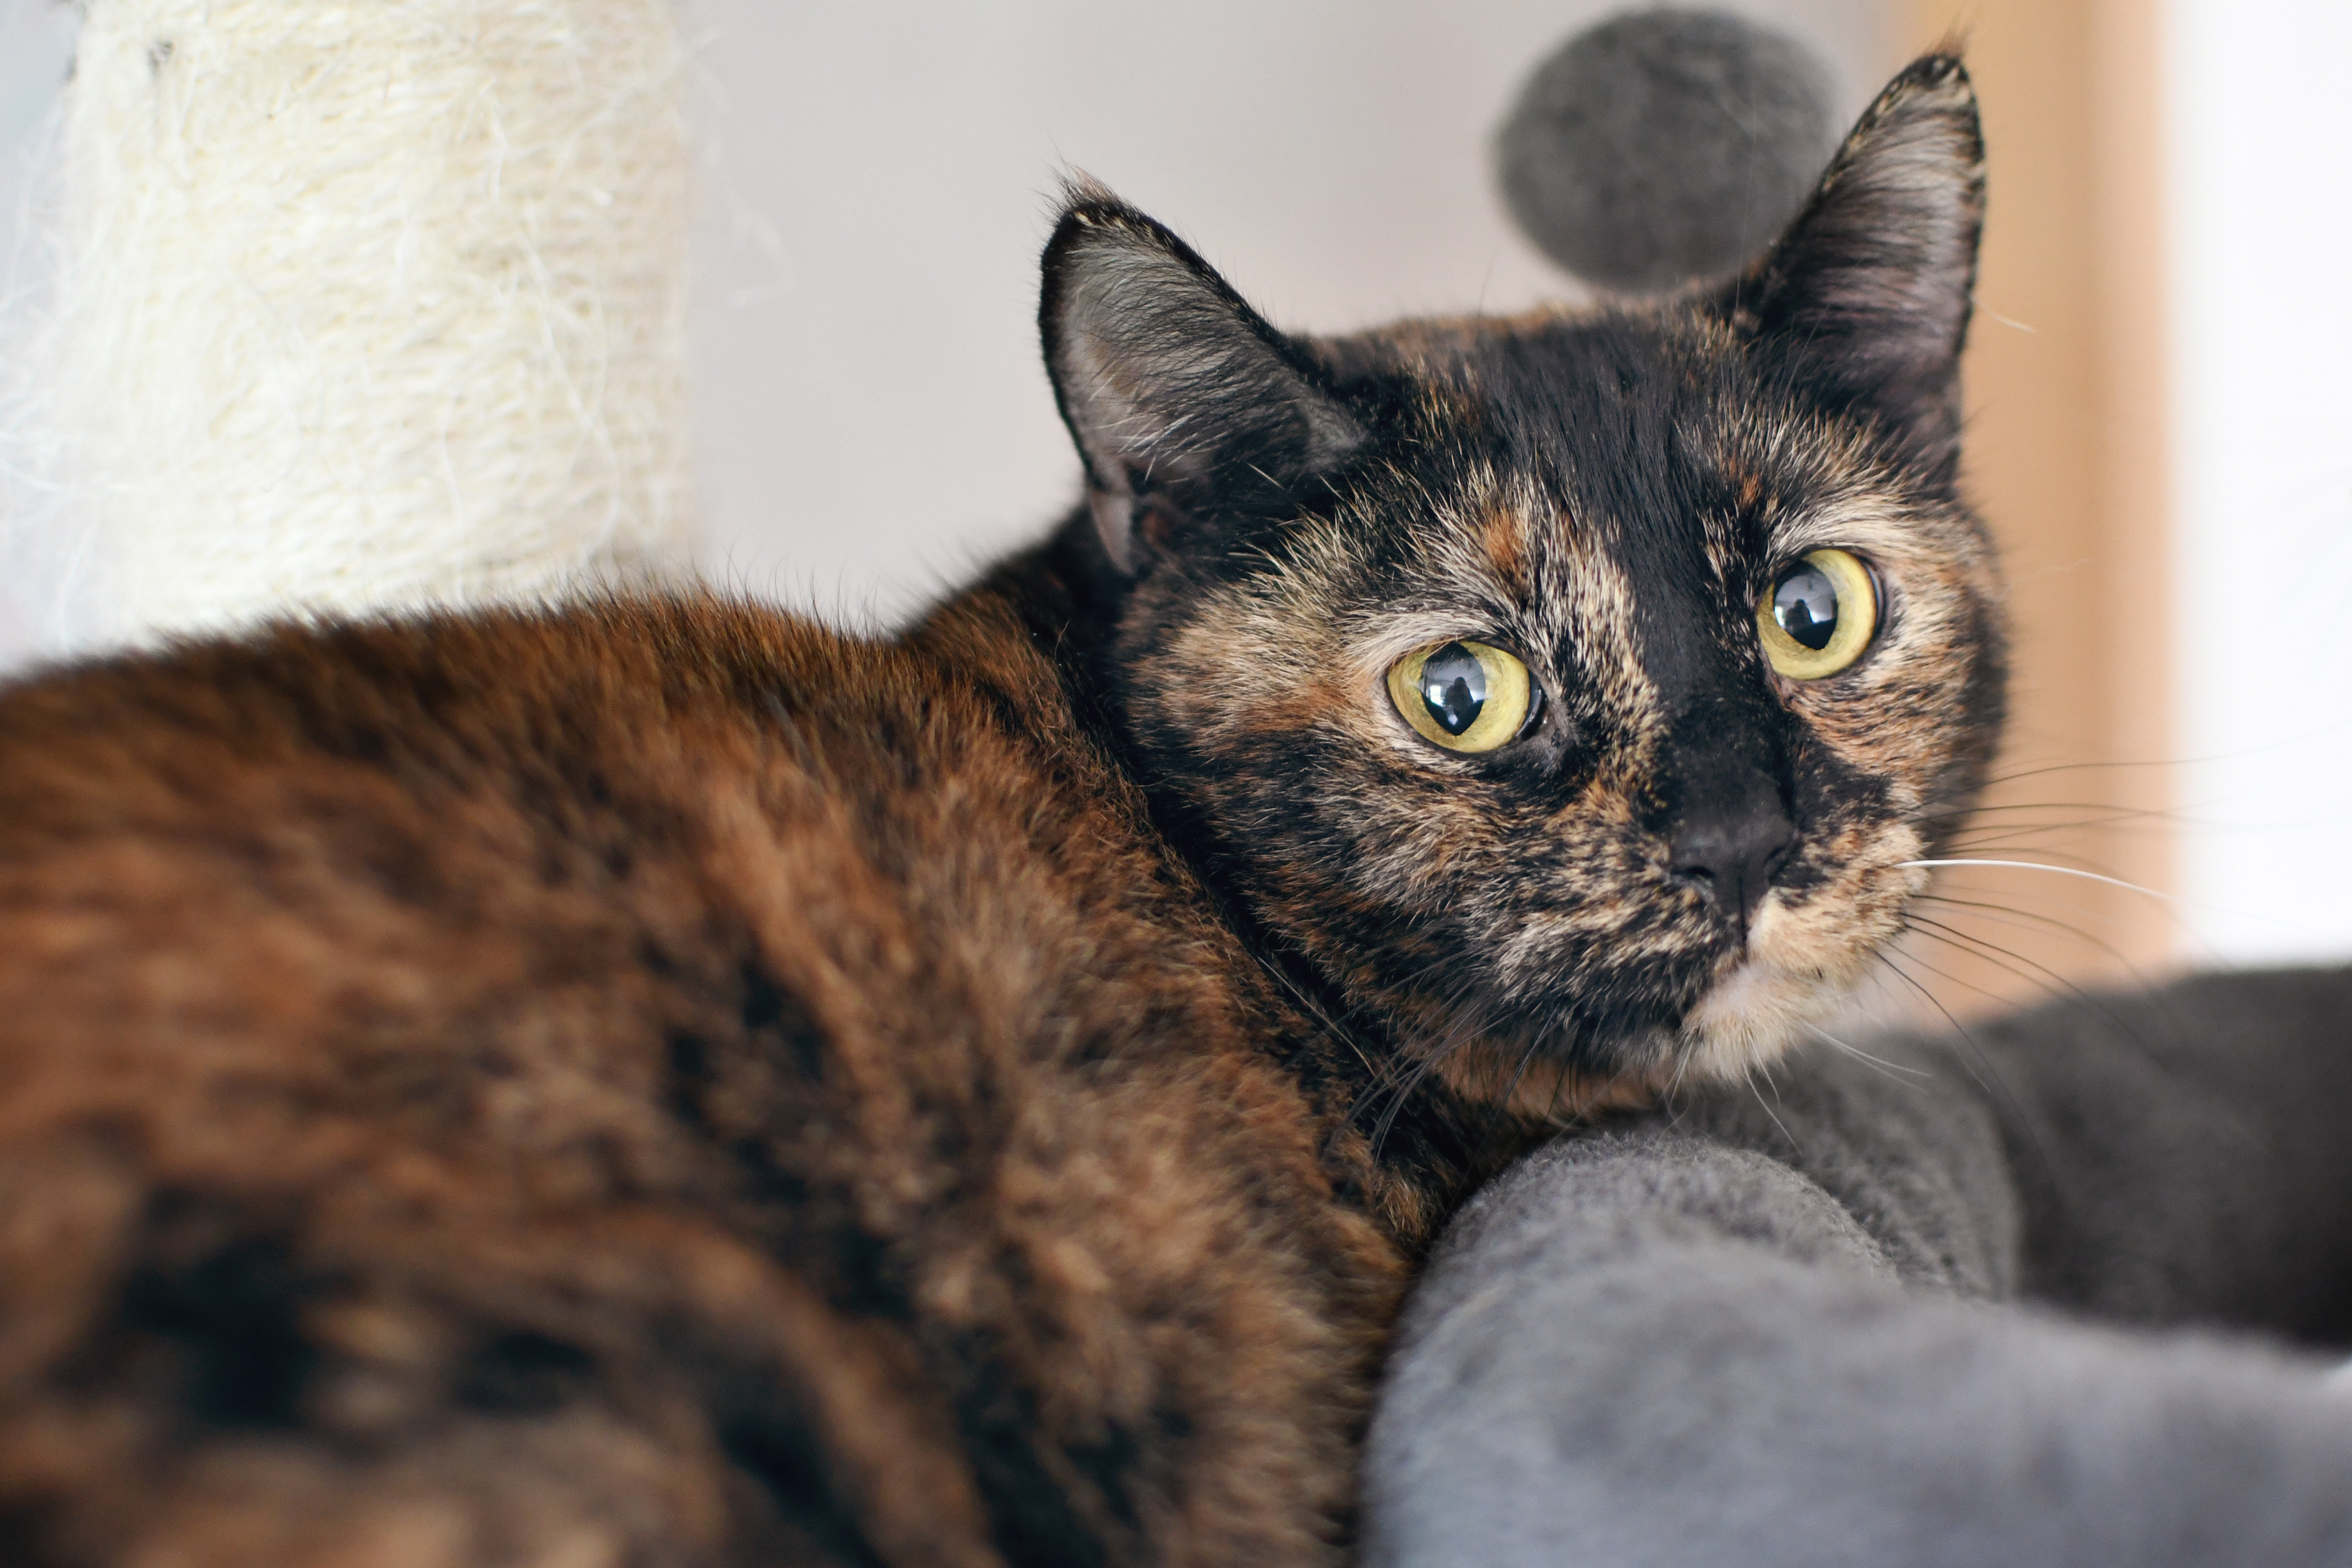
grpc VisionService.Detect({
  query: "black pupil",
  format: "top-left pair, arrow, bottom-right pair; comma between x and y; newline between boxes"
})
1771,564 -> 1840,652
1418,643 -> 1487,736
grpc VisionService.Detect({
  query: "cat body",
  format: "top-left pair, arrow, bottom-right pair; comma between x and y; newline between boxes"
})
0,56 -> 1996,1567
0,596 -> 1460,1565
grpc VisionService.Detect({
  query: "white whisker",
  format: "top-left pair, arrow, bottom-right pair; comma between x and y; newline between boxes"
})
1904,855 -> 2345,950
1742,1063 -> 1799,1151
1899,858 -> 2172,903
1802,1021 -> 1930,1081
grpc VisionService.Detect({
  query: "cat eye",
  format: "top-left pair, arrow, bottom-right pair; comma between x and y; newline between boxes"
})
1386,640 -> 1535,753
1758,548 -> 1879,681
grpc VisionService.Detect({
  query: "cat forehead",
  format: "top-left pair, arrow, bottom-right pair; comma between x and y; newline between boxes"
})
1325,305 -> 1862,535
1334,310 -> 1885,583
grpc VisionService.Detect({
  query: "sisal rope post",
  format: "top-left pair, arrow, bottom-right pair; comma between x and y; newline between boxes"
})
18,0 -> 694,649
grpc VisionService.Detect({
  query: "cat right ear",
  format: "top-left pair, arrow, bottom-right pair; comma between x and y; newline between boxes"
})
1040,185 -> 1364,574
1726,54 -> 1985,471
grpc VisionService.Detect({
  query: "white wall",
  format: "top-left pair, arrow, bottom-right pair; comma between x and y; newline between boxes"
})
0,0 -> 78,668
0,0 -> 70,288
0,0 -> 1893,648
681,0 -> 1893,625
2167,0 -> 2352,963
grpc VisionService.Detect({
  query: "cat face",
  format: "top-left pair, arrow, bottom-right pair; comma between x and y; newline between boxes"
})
1041,57 -> 2003,1096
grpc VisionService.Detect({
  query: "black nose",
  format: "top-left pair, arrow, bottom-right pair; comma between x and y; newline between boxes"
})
1669,796 -> 1795,935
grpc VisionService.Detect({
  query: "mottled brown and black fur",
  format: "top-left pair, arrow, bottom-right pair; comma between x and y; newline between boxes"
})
1043,54 -> 2001,1101
0,57 -> 2000,1567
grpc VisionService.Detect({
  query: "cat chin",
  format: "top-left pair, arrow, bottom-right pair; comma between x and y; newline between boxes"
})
1674,956 -> 1845,1084
1668,845 -> 1927,1084
1424,950 -> 1853,1117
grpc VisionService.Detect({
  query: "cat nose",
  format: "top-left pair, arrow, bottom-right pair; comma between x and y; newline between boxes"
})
1669,798 -> 1795,934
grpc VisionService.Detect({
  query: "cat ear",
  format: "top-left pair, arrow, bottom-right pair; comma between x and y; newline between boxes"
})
1040,185 -> 1365,573
1726,54 -> 1984,466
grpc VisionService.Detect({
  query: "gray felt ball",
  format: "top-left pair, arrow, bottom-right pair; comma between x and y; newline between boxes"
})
1497,8 -> 1840,293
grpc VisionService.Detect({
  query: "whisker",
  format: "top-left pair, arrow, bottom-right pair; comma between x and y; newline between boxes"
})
1930,838 -> 2133,872
1658,1038 -> 1699,1127
1483,1030 -> 1549,1141
1900,858 -> 2172,904
1930,828 -> 2179,861
1903,914 -> 2097,1006
1890,928 -> 2172,1089
1899,916 -> 2157,1056
1742,1062 -> 1800,1152
1921,803 -> 2198,845
1369,998 -> 1493,1156
1906,852 -> 2332,960
1889,936 -> 2034,1012
1919,798 -> 2183,822
1970,756 -> 2190,791
1910,892 -> 2153,981
1802,1020 -> 1931,1083
1871,949 -> 1998,1097
1938,821 -> 2145,845
1871,946 -> 2058,1185
1321,924 -> 1515,1149
1367,1048 -> 1446,1157
1936,826 -> 2163,858
1541,1054 -> 1583,1129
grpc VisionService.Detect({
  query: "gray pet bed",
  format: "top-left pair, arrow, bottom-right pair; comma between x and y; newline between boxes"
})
1366,968 -> 2352,1566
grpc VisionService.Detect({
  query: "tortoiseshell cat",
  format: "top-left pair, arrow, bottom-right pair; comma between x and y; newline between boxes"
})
0,57 -> 1998,1568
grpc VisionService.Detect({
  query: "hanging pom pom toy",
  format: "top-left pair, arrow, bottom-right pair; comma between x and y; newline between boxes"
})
1495,8 -> 1840,294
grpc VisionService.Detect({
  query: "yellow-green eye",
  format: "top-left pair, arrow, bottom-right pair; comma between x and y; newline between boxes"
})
1759,548 -> 1878,680
1386,639 -> 1533,753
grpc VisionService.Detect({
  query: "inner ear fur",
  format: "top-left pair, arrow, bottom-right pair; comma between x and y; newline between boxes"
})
1723,53 -> 1985,470
1039,184 -> 1364,573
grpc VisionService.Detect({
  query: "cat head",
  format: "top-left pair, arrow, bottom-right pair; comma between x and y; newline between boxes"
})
1039,56 -> 2003,1100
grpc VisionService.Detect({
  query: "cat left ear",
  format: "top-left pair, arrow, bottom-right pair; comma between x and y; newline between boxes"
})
1040,185 -> 1364,573
1725,54 -> 1984,468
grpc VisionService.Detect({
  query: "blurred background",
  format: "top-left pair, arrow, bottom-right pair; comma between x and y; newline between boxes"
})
2,0 -> 2348,1011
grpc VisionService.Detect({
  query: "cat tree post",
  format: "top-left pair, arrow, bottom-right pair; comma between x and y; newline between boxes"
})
24,0 -> 694,648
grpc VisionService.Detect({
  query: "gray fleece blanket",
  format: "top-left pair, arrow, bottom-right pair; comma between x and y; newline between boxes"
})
1365,967 -> 2352,1567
